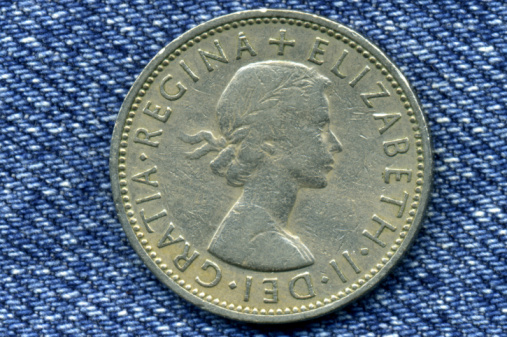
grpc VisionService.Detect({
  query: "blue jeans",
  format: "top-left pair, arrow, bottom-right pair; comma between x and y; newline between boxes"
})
0,0 -> 505,336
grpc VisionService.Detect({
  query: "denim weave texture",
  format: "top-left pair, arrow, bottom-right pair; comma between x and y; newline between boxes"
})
0,0 -> 505,336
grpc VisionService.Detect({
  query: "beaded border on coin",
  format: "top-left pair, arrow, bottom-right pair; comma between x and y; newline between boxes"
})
111,10 -> 432,323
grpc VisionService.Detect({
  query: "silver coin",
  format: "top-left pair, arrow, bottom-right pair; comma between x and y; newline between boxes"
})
110,9 -> 432,323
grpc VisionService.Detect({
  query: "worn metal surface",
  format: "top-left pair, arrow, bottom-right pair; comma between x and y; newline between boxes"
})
110,9 -> 432,323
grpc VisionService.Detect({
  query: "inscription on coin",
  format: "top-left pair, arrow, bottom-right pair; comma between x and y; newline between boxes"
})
111,9 -> 432,323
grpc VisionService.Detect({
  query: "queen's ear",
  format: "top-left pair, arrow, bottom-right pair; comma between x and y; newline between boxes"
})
260,141 -> 275,156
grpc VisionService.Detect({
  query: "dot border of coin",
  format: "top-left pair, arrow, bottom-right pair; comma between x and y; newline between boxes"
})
116,16 -> 425,317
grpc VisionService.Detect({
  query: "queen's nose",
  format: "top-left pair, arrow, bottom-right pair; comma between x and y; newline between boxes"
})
328,129 -> 342,153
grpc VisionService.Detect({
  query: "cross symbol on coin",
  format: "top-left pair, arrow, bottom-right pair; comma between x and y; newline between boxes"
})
269,29 -> 296,55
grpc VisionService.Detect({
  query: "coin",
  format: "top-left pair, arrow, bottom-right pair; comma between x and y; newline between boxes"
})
110,9 -> 432,323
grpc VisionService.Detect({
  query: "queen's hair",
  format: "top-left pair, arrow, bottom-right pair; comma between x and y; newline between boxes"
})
209,61 -> 332,186
186,61 -> 332,186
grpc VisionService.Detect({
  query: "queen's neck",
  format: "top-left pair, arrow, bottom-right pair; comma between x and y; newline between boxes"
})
239,163 -> 298,225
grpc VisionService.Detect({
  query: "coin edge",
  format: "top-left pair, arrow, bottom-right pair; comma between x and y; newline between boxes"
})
109,9 -> 433,324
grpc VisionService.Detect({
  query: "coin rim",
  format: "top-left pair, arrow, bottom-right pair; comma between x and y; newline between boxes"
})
110,9 -> 433,323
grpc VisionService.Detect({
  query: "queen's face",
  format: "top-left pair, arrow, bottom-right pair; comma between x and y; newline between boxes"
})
277,93 -> 342,188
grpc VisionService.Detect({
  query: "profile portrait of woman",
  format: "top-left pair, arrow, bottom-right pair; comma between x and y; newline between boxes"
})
181,61 -> 342,272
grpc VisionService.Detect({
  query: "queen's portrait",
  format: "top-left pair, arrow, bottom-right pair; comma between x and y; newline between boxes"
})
181,61 -> 342,272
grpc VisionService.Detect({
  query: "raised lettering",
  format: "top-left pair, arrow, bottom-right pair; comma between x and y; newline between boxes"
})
236,32 -> 257,59
289,272 -> 316,299
384,138 -> 410,157
131,166 -> 158,187
308,37 -> 329,65
342,251 -> 361,274
330,259 -> 347,283
140,208 -> 167,233
195,260 -> 222,288
363,214 -> 397,247
180,60 -> 200,82
173,242 -> 200,272
349,66 -> 371,88
160,75 -> 187,101
360,81 -> 390,108
135,192 -> 161,205
263,278 -> 278,303
244,276 -> 252,302
143,101 -> 172,122
134,128 -> 162,147
381,192 -> 409,218
373,113 -> 402,135
157,222 -> 184,248
330,49 -> 349,79
384,168 -> 413,183
199,40 -> 229,72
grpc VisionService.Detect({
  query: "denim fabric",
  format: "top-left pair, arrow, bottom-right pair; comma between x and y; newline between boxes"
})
0,0 -> 505,336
